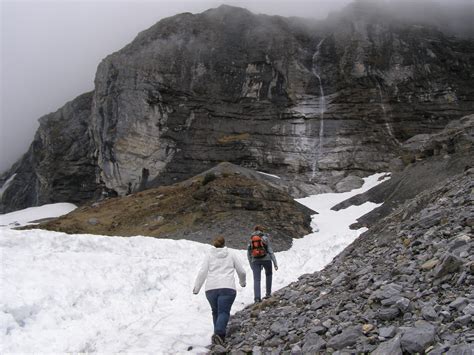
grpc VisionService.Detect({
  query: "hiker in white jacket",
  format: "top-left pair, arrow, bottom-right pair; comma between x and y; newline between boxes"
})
193,236 -> 246,346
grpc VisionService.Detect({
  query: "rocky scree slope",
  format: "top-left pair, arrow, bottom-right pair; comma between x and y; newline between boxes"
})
32,163 -> 313,251
215,168 -> 474,354
332,114 -> 474,229
1,2 -> 474,213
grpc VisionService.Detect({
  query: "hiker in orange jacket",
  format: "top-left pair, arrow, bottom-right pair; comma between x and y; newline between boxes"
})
247,225 -> 278,303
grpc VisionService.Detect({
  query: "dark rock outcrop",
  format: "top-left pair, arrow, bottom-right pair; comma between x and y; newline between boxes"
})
0,92 -> 99,213
331,114 -> 474,228
32,163 -> 314,251
2,3 -> 474,212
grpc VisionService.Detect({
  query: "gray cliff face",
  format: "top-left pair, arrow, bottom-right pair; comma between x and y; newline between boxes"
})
1,4 -> 474,211
0,92 -> 98,213
90,4 -> 474,195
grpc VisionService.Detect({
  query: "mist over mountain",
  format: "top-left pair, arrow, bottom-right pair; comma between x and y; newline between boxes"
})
327,0 -> 474,39
389,1 -> 474,39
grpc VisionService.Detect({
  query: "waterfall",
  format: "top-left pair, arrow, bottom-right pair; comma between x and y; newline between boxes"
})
311,39 -> 326,180
376,83 -> 401,145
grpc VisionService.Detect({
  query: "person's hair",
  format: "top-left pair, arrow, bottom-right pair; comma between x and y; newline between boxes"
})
212,236 -> 225,248
254,225 -> 265,232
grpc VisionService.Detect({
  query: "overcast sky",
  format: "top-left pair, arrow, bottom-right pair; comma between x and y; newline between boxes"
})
0,0 -> 472,173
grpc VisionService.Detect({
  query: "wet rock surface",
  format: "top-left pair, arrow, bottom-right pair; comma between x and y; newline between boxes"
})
214,168 -> 474,354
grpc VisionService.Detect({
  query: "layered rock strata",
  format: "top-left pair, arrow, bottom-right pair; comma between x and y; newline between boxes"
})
90,4 -> 474,195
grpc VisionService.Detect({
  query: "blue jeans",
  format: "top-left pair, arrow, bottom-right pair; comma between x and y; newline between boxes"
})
205,288 -> 236,338
251,259 -> 273,301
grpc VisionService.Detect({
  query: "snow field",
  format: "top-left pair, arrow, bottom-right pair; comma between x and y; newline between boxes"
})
0,173 -> 388,353
0,202 -> 77,227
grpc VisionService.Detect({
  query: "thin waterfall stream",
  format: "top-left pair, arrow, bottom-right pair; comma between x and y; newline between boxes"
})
311,38 -> 326,181
376,83 -> 401,145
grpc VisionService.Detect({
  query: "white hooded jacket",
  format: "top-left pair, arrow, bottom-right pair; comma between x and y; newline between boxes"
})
193,247 -> 246,293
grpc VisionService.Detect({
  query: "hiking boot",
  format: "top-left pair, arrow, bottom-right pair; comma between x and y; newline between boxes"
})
254,298 -> 262,303
263,294 -> 271,300
211,334 -> 225,346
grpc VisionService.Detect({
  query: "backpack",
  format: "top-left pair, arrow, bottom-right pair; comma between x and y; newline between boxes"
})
250,234 -> 267,258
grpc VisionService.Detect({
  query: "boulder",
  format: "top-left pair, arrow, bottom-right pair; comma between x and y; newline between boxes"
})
302,333 -> 326,352
433,253 -> 463,279
400,324 -> 436,353
379,326 -> 397,339
372,335 -> 402,355
327,327 -> 363,350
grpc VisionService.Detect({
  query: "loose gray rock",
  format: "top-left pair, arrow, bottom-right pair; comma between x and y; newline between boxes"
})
371,283 -> 403,301
378,307 -> 400,321
449,297 -> 468,310
311,325 -> 328,335
462,304 -> 474,316
88,218 -> 99,226
302,333 -> 326,352
401,325 -> 436,353
290,344 -> 302,355
212,344 -> 227,353
396,297 -> 411,312
372,334 -> 402,355
331,272 -> 349,286
327,327 -> 362,350
454,314 -> 472,326
421,258 -> 440,271
449,234 -> 470,251
310,299 -> 329,310
422,305 -> 438,321
433,253 -> 463,278
322,319 -> 333,329
446,344 -> 474,354
379,326 -> 397,339
270,320 -> 290,335
416,210 -> 444,229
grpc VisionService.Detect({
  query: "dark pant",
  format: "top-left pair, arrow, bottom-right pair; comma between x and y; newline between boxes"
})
205,288 -> 236,338
251,259 -> 273,301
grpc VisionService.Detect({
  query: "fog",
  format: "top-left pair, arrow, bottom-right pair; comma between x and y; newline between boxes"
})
1,0 -> 472,173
